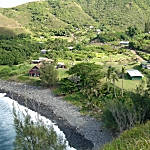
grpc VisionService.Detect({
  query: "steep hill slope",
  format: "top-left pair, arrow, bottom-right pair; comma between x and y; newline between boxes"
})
47,0 -> 96,27
0,0 -> 150,36
76,0 -> 150,30
0,0 -> 96,36
0,13 -> 26,36
0,1 -> 68,35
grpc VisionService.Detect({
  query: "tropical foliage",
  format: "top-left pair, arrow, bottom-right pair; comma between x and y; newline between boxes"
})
13,109 -> 66,150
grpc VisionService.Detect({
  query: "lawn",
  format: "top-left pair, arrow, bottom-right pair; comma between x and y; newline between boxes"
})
116,79 -> 141,90
0,63 -> 40,85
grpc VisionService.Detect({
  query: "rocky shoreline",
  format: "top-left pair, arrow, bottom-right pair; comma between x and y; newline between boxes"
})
0,80 -> 113,150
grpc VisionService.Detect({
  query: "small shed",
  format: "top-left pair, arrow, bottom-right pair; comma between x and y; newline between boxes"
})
39,57 -> 48,61
127,69 -> 144,80
56,62 -> 66,69
141,61 -> 150,69
120,41 -> 129,46
29,65 -> 40,77
68,46 -> 74,50
41,49 -> 47,54
32,60 -> 41,64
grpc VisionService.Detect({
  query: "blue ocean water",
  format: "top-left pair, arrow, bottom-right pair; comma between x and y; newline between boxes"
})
0,93 -> 75,150
0,96 -> 15,150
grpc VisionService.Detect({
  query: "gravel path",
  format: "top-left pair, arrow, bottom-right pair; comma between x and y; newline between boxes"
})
0,80 -> 113,150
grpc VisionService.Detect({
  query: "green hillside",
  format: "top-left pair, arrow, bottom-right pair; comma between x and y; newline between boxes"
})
0,0 -> 150,36
47,0 -> 96,27
0,0 -> 97,36
76,0 -> 150,30
0,13 -> 25,36
0,1 -> 69,36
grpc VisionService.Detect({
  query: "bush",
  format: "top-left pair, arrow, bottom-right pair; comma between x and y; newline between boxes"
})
0,67 -> 11,77
13,109 -> 66,150
59,78 -> 78,94
102,96 -> 144,132
102,121 -> 150,150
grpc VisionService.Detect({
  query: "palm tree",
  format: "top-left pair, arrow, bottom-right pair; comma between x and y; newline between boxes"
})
121,66 -> 125,97
112,72 -> 118,97
106,66 -> 112,82
106,66 -> 112,92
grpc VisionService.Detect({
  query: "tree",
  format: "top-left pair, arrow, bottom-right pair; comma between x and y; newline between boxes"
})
121,66 -> 125,97
13,109 -> 66,150
106,66 -> 115,92
40,62 -> 58,87
145,20 -> 150,33
68,62 -> 104,88
111,72 -> 118,97
126,26 -> 138,38
68,63 -> 105,98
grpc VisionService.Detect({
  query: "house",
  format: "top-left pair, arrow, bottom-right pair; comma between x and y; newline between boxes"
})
56,62 -> 66,69
127,69 -> 144,80
32,60 -> 41,64
141,61 -> 150,69
39,57 -> 49,61
29,64 -> 41,77
41,49 -> 47,54
120,41 -> 129,46
68,46 -> 74,50
32,57 -> 53,64
96,29 -> 101,34
89,26 -> 94,29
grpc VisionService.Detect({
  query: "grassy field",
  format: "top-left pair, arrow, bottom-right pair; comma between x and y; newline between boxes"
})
116,79 -> 141,90
0,64 -> 40,85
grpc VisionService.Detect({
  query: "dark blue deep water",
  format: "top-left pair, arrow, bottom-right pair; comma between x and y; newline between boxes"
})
0,97 -> 16,150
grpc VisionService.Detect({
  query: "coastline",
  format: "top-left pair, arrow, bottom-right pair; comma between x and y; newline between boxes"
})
0,80 -> 113,150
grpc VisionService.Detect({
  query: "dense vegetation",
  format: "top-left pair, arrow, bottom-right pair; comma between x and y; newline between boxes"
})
102,121 -> 150,150
76,0 -> 150,30
0,34 -> 43,65
1,0 -> 150,37
13,109 -> 66,150
0,1 -> 150,150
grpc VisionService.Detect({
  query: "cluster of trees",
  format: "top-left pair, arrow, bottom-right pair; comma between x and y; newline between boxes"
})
95,26 -> 140,43
0,34 -> 43,65
77,0 -> 150,30
57,62 -> 150,132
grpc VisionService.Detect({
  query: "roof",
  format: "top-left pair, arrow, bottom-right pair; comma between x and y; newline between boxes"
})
68,46 -> 74,50
127,69 -> 144,77
32,60 -> 41,63
39,57 -> 48,61
141,61 -> 150,65
120,41 -> 129,44
41,49 -> 47,52
57,62 -> 65,65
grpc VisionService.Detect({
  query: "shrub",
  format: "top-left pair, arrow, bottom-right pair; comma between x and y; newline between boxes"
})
58,78 -> 78,94
13,109 -> 66,150
102,97 -> 144,132
102,121 -> 150,150
0,67 -> 11,77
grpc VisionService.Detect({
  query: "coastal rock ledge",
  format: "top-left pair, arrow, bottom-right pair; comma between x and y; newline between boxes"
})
0,80 -> 112,150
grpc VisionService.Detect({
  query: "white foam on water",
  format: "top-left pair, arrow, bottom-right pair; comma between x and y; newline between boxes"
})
0,93 -> 76,150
